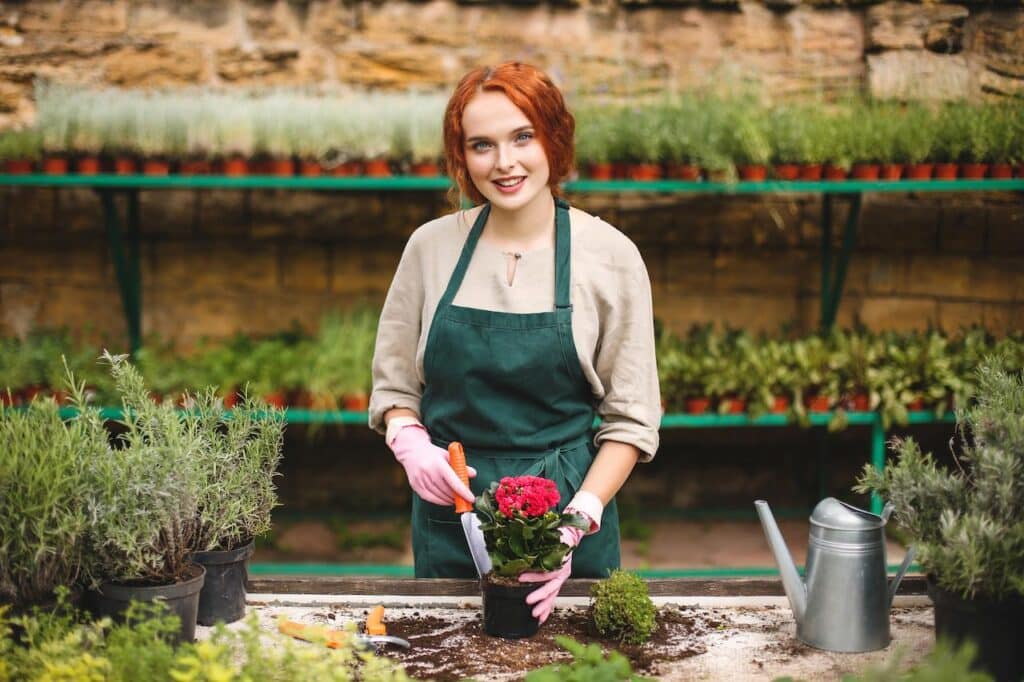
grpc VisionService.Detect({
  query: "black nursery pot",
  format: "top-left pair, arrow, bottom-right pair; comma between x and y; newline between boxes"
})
89,563 -> 206,644
193,540 -> 255,626
481,577 -> 540,638
927,577 -> 1024,682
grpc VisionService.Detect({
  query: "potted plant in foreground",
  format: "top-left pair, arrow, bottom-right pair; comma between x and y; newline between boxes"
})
81,352 -> 206,644
187,388 -> 284,625
474,476 -> 590,638
855,359 -> 1023,682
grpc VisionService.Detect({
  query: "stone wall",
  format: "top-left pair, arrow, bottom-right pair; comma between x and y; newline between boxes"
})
1,0 -> 1023,345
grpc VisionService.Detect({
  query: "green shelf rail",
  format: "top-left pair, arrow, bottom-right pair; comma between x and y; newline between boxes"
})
4,174 -> 1023,353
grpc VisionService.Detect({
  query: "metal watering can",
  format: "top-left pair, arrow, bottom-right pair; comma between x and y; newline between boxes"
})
755,498 -> 915,652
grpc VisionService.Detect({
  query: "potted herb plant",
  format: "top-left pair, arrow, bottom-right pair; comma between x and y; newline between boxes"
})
660,97 -> 705,181
933,102 -> 967,180
187,387 -> 284,625
474,476 -> 590,638
216,105 -> 255,177
897,102 -> 936,180
406,93 -> 445,177
855,359 -> 1023,681
0,129 -> 42,174
34,81 -> 72,174
575,106 -> 615,180
725,102 -> 772,181
81,351 -> 206,643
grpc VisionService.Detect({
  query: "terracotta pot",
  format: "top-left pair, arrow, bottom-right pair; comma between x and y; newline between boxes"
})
4,159 -> 34,174
627,163 -> 663,181
342,393 -> 369,411
142,159 -> 170,176
805,394 -> 831,413
331,160 -> 362,177
222,157 -> 249,177
263,391 -> 288,409
410,161 -> 440,177
799,164 -> 823,181
934,163 -> 958,180
879,163 -> 903,181
771,396 -> 791,414
905,397 -> 925,411
269,158 -> 295,177
179,160 -> 212,176
222,390 -> 238,409
42,157 -> 69,175
906,163 -> 934,180
685,397 -> 712,415
612,162 -> 628,179
298,161 -> 323,177
666,162 -> 701,181
76,156 -> 101,175
587,162 -> 613,180
989,163 -> 1013,179
721,397 -> 747,414
1017,163 -> 1024,178
364,159 -> 391,177
850,393 -> 871,412
113,157 -> 137,175
959,163 -> 988,179
737,164 -> 767,182
850,163 -> 880,180
773,164 -> 799,181
824,165 -> 848,181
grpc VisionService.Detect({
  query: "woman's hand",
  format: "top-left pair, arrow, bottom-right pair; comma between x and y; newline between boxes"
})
519,524 -> 586,624
389,424 -> 476,506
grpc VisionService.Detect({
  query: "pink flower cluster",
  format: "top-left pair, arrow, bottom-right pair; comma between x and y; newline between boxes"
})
495,476 -> 560,518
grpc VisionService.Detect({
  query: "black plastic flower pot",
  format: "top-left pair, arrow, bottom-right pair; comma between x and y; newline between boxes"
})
89,563 -> 205,644
481,577 -> 540,638
927,576 -> 1024,682
193,539 -> 255,626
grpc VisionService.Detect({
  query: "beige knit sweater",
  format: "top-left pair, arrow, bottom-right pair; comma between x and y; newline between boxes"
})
369,204 -> 661,461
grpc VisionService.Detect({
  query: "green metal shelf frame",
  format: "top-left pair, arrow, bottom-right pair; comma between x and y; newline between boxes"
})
4,174 -> 1022,353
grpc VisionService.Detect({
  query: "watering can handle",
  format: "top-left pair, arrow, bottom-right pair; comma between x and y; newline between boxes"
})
880,501 -> 895,523
888,546 -> 916,606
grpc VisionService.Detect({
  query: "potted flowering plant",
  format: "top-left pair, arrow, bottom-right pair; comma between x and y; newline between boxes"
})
474,476 -> 590,638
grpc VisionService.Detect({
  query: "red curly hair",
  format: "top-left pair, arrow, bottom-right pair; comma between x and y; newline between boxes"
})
443,62 -> 575,206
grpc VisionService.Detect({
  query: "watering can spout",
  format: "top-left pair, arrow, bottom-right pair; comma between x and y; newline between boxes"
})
755,500 -> 807,622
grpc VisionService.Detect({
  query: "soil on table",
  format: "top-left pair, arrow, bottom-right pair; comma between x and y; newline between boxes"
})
346,605 -> 725,681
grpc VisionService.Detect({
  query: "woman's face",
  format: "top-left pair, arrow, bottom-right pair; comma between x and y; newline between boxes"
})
461,90 -> 551,213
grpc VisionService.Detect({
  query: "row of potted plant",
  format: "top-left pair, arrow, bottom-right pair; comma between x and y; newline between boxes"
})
3,320 -> 1021,430
0,352 -> 284,642
657,324 -> 1024,428
0,307 -> 378,411
575,95 -> 1024,181
1,82 -> 1021,181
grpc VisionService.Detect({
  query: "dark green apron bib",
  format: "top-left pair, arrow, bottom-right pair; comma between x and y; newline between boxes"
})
413,197 -> 620,579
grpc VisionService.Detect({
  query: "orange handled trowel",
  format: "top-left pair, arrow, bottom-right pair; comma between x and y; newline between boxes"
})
449,442 -> 492,578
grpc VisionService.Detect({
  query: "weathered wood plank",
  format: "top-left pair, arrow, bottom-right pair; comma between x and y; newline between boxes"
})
247,575 -> 928,597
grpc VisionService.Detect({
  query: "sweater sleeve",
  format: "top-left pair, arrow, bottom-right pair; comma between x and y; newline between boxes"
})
591,238 -> 662,462
369,232 -> 426,434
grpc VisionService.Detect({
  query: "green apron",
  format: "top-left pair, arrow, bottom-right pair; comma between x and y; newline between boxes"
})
413,197 -> 620,579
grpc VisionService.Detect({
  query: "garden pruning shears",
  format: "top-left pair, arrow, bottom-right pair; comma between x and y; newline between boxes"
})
278,605 -> 410,653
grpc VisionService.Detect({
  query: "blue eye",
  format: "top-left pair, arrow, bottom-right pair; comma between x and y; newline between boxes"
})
516,132 -> 534,143
471,141 -> 492,152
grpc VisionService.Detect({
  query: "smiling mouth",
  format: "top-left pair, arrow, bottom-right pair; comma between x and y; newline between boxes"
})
493,177 -> 525,188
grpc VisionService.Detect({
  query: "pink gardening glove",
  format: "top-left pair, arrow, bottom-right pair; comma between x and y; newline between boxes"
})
519,524 -> 586,624
390,424 -> 476,507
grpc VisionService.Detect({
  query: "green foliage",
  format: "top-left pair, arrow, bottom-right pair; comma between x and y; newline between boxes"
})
0,367 -> 107,610
474,480 -> 591,577
893,102 -> 936,165
855,360 -> 1024,600
590,570 -> 657,645
0,597 -> 412,682
307,307 -> 379,408
525,636 -> 652,681
0,129 -> 42,161
575,106 -> 616,166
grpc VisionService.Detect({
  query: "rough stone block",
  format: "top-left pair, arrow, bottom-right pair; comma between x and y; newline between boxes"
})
657,292 -> 799,335
987,201 -> 1024,255
40,283 -> 129,342
245,0 -> 302,43
282,245 -> 330,293
138,190 -> 199,235
126,1 -> 238,47
331,248 -> 400,298
4,188 -> 58,233
866,2 -> 967,52
63,0 -> 129,34
938,300 -> 984,333
969,258 -> 1024,302
0,243 -> 108,287
660,250 -> 714,295
858,296 -> 938,331
710,250 -> 810,295
970,12 -> 1024,98
905,254 -> 972,298
104,45 -> 204,87
0,282 -> 45,338
858,196 -> 940,251
982,302 -> 1024,337
147,241 -> 279,294
867,50 -> 969,101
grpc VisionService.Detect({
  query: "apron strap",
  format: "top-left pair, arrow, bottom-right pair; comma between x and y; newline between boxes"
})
437,203 -> 491,310
554,198 -> 572,310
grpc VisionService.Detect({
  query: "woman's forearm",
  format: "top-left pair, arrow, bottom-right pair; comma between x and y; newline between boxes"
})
579,440 -> 641,506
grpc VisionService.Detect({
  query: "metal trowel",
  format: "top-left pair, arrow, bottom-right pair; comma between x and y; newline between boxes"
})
448,442 -> 492,578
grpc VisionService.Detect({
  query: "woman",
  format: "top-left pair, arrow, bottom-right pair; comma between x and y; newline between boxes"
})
370,62 -> 660,623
